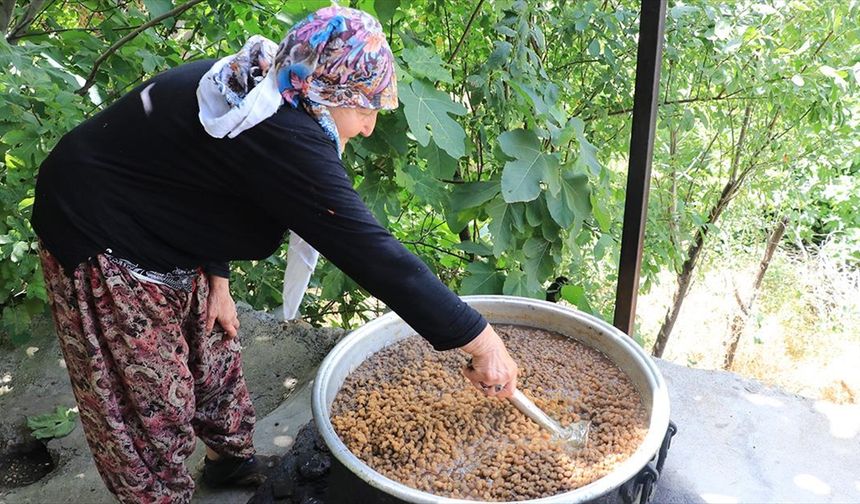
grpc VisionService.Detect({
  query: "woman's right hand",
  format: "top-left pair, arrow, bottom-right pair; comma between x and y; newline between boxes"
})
460,323 -> 518,399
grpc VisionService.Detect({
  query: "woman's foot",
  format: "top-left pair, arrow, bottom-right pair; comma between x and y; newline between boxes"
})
201,454 -> 267,487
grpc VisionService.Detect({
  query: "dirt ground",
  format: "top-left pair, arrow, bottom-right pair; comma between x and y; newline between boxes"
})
0,302 -> 344,497
636,247 -> 860,405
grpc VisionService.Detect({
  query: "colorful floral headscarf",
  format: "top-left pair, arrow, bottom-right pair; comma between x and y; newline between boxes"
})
197,5 -> 398,152
195,6 -> 398,323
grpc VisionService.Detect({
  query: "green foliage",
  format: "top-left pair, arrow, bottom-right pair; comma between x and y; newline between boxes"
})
498,129 -> 560,203
560,284 -> 595,315
27,406 -> 78,439
399,79 -> 467,158
461,261 -> 504,295
0,0 -> 857,343
401,45 -> 453,84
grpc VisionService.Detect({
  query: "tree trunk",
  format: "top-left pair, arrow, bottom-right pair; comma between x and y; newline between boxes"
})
723,216 -> 788,370
6,0 -> 43,41
651,106 -> 753,358
1,0 -> 16,34
651,234 -> 702,357
651,179 -> 736,357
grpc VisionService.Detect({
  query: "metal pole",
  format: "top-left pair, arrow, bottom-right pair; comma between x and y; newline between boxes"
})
613,0 -> 667,336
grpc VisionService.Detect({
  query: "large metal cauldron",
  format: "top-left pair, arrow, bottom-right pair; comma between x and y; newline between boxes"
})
312,296 -> 674,503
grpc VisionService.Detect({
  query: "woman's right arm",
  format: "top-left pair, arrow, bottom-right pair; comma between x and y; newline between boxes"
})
460,324 -> 518,398
250,128 -> 517,395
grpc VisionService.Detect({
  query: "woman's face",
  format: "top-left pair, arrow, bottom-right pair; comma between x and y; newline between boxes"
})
329,107 -> 379,149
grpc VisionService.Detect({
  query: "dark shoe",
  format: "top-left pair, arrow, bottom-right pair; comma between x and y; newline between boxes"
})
202,455 -> 267,488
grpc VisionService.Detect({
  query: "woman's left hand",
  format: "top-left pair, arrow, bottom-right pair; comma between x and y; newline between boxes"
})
207,275 -> 240,339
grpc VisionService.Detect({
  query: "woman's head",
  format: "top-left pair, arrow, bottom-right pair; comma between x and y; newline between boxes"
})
328,107 -> 379,148
275,6 -> 396,147
197,5 -> 396,148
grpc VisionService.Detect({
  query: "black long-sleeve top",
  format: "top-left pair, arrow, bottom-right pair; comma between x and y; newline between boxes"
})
31,59 -> 486,351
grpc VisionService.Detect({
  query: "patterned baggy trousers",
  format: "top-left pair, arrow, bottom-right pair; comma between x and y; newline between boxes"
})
39,247 -> 256,503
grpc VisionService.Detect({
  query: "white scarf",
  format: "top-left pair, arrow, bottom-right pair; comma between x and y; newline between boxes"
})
196,36 -> 282,139
196,36 -> 320,320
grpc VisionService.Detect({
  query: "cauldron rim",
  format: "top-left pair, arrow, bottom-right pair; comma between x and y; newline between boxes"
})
313,295 -> 671,504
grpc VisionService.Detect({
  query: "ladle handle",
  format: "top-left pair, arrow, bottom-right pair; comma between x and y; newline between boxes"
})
508,389 -> 566,438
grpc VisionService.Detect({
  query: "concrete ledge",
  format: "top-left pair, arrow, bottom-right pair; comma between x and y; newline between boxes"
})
2,308 -> 858,504
652,360 -> 860,503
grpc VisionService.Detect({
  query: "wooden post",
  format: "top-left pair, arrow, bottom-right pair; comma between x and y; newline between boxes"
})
613,0 -> 668,336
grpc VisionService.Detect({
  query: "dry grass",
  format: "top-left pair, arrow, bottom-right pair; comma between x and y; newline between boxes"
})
637,239 -> 860,405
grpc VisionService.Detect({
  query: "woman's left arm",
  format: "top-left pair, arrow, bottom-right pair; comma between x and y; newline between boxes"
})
206,274 -> 240,338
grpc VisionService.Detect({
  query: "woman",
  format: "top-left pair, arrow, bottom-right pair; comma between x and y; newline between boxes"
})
31,6 -> 518,503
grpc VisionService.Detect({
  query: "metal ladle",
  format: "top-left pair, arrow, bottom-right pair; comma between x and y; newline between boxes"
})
467,358 -> 591,448
508,389 -> 591,449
